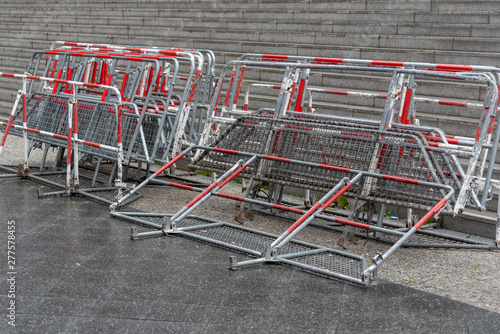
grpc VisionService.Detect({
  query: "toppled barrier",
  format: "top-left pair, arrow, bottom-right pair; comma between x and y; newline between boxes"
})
111,58 -> 500,285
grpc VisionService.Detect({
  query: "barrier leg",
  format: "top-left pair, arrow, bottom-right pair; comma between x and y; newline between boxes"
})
21,77 -> 29,176
496,194 -> 500,248
0,90 -> 22,160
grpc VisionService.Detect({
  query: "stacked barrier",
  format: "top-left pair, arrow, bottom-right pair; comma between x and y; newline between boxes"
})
2,42 -> 499,284
0,72 -> 127,198
111,55 -> 500,286
0,42 -> 216,202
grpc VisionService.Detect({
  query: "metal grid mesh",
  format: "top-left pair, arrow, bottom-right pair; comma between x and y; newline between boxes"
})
9,93 -> 120,161
179,218 -> 364,279
187,225 -> 274,253
129,113 -> 161,163
292,114 -> 463,195
194,115 -> 445,208
377,229 -> 474,246
11,93 -> 69,147
76,100 -> 119,160
287,251 -> 365,278
121,110 -> 175,164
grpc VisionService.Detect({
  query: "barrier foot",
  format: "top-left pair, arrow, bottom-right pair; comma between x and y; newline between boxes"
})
228,256 -> 268,270
17,163 -> 28,177
38,188 -> 68,198
234,213 -> 245,225
130,227 -> 165,240
0,173 -> 19,178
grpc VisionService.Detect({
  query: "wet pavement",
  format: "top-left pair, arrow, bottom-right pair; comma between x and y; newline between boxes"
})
1,177 -> 499,333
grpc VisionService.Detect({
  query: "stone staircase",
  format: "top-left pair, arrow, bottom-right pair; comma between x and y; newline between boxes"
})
0,0 -> 499,238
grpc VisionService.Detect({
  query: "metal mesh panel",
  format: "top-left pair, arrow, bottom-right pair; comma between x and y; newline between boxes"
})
194,115 -> 445,208
11,93 -> 69,147
377,229 -> 471,246
76,99 -> 119,160
128,112 -> 161,163
121,109 -> 140,159
187,225 -> 274,253
9,93 -> 120,161
287,251 -> 365,278
121,110 -> 175,164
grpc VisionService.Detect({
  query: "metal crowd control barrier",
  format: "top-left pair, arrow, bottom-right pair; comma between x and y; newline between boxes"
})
0,72 -> 128,200
109,64 -> 499,285
1,47 -> 163,200
4,43 -> 499,284
2,42 -> 216,197
199,58 -> 500,241
109,134 -> 458,286
51,41 -> 216,154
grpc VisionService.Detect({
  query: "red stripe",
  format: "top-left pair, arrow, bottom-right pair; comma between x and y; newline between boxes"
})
272,204 -> 305,214
213,147 -> 239,155
218,193 -> 246,201
82,141 -> 101,148
334,218 -> 371,230
438,100 -> 468,107
232,67 -> 245,106
224,71 -> 236,107
67,127 -> 72,165
126,57 -> 144,61
73,102 -> 78,135
326,89 -> 348,96
314,57 -> 343,64
294,78 -> 306,112
286,201 -> 323,233
169,182 -> 195,191
436,64 -> 472,71
1,73 -> 14,77
263,155 -> 291,162
318,164 -> 351,173
321,183 -> 353,210
414,198 -> 448,230
186,182 -> 219,208
262,54 -> 288,61
155,152 -> 186,175
219,164 -> 249,188
399,87 -> 412,125
0,115 -> 15,146
83,83 -> 100,89
52,69 -> 63,94
371,60 -> 404,67
22,93 -> 27,123
382,175 -> 420,184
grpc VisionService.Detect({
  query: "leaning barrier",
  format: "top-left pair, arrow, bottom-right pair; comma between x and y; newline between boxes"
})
201,57 -> 500,218
0,42 -> 217,202
0,72 -> 128,200
111,61 -> 500,285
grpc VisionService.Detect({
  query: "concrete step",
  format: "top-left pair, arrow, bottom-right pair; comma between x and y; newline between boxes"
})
442,209 -> 498,239
4,15 -> 500,42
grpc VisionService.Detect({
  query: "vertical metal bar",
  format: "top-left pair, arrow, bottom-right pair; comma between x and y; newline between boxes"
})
71,91 -> 79,190
21,77 -> 29,174
0,90 -> 22,157
66,97 -> 73,195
